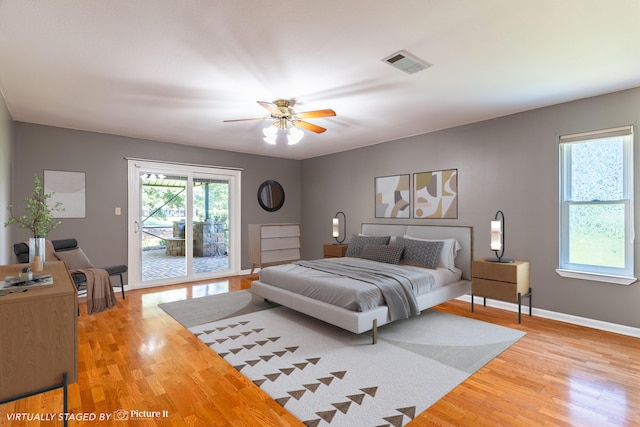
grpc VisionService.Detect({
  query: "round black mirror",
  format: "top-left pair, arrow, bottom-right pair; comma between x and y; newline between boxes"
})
257,180 -> 285,212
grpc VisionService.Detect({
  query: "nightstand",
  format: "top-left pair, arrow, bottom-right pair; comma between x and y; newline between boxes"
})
323,244 -> 348,258
471,259 -> 532,323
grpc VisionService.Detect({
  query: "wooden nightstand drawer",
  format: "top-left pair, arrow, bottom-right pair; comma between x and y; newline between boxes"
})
323,244 -> 348,258
473,278 -> 521,303
473,260 -> 529,283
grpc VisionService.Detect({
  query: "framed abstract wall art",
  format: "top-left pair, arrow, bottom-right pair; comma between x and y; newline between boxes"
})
375,174 -> 410,218
413,169 -> 458,219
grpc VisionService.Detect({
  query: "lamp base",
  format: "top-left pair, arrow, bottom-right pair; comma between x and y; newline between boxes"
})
485,257 -> 514,263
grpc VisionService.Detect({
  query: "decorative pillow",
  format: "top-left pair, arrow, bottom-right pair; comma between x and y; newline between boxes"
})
396,237 -> 443,269
345,235 -> 391,257
402,235 -> 461,270
54,248 -> 94,269
360,244 -> 404,265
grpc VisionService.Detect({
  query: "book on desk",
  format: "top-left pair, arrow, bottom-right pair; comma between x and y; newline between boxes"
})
1,273 -> 53,290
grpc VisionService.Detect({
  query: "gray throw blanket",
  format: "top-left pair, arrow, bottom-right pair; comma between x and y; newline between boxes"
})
73,268 -> 117,314
294,259 -> 421,321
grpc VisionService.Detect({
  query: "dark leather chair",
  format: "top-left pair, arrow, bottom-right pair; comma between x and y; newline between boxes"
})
13,238 -> 127,299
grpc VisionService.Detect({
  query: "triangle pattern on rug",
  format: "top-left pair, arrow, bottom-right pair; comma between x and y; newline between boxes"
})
288,389 -> 306,400
333,401 -> 352,414
186,302 -> 525,427
316,410 -> 336,423
304,383 -> 321,392
276,396 -> 290,407
347,393 -> 365,405
397,406 -> 416,419
280,367 -> 295,376
383,414 -> 405,427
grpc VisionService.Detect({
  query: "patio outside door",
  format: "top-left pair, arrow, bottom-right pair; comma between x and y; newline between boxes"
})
127,159 -> 241,288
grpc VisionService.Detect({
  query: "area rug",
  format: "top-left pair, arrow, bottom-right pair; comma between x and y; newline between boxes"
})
158,288 -> 274,328
161,290 -> 525,427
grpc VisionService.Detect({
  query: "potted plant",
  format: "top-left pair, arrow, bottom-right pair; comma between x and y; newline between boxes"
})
4,173 -> 64,271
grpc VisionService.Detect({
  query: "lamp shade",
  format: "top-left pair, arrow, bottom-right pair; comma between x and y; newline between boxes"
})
263,125 -> 277,145
490,220 -> 502,251
332,211 -> 346,244
287,126 -> 304,145
487,210 -> 512,263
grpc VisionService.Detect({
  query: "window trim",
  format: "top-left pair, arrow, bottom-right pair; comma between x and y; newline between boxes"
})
555,268 -> 636,285
558,125 -> 636,285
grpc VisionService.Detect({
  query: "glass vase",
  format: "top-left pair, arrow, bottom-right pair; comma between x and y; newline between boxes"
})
29,237 -> 46,272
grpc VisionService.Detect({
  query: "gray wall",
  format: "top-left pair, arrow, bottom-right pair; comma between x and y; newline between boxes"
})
0,92 -> 12,265
6,87 -> 640,328
9,123 -> 301,271
301,86 -> 640,329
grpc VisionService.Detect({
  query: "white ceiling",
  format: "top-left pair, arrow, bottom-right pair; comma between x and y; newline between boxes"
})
1,1 -> 640,160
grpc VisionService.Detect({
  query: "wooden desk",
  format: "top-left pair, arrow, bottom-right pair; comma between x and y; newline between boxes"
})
0,261 -> 78,406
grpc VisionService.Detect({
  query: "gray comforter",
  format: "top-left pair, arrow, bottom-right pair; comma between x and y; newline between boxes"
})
260,258 -> 434,321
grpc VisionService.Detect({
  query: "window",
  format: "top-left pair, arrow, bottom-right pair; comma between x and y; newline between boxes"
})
558,125 -> 635,285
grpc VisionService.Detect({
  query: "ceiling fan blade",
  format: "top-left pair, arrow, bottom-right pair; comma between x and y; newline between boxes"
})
295,109 -> 336,119
295,120 -> 327,133
257,101 -> 284,116
223,117 -> 270,122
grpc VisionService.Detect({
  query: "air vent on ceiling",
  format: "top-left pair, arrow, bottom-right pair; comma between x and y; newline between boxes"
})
382,50 -> 432,75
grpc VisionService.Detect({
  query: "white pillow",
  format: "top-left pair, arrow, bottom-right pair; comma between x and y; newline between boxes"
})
402,235 -> 460,270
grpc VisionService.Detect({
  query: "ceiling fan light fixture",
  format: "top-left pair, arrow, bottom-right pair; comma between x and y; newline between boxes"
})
263,125 -> 277,145
287,126 -> 304,145
263,125 -> 277,136
227,99 -> 335,146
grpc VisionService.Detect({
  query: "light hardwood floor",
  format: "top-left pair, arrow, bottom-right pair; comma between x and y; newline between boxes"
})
1,274 -> 639,426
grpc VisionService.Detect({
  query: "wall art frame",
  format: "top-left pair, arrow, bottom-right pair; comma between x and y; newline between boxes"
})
374,174 -> 411,218
413,168 -> 458,219
44,170 -> 86,218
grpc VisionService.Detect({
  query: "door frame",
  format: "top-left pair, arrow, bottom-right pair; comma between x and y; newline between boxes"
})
127,159 -> 241,289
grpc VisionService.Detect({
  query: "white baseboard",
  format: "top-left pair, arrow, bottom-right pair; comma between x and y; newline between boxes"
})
457,295 -> 640,339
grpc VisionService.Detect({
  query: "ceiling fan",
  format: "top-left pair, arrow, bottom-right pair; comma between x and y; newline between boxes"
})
224,100 -> 336,145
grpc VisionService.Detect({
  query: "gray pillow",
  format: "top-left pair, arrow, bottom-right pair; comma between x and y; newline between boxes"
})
345,235 -> 391,257
396,236 -> 443,269
360,244 -> 404,264
55,248 -> 94,269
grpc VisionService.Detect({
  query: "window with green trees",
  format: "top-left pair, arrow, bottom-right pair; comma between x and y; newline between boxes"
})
558,126 -> 634,283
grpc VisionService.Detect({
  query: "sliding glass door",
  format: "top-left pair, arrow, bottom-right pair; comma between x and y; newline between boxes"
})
140,171 -> 188,281
127,160 -> 241,288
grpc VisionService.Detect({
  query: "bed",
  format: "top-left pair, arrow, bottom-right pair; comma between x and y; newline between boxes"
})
251,224 -> 473,343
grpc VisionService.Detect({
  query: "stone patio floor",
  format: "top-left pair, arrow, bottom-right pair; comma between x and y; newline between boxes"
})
141,248 -> 229,281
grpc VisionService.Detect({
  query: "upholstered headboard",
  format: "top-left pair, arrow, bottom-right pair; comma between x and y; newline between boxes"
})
360,223 -> 473,280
